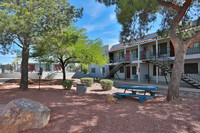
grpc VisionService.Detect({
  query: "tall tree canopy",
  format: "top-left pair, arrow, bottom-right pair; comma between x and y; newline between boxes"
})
97,0 -> 200,102
31,25 -> 108,80
0,0 -> 82,90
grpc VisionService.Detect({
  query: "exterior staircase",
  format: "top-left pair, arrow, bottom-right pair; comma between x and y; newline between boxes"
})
104,54 -> 131,79
148,57 -> 200,89
104,62 -> 130,79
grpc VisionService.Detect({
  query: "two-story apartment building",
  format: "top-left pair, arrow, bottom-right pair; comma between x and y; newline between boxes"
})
89,32 -> 200,88
14,61 -> 62,72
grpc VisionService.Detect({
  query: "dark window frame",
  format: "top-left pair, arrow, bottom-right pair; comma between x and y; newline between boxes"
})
119,66 -> 124,73
102,67 -> 105,73
184,63 -> 198,74
91,68 -> 96,73
159,43 -> 167,55
132,66 -> 137,75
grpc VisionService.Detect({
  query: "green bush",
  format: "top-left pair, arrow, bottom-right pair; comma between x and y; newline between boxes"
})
62,80 -> 74,90
80,77 -> 93,87
100,79 -> 113,91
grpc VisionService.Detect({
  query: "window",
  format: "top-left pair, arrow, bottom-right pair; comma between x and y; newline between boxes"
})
159,43 -> 167,55
132,49 -> 138,58
91,68 -> 96,73
132,66 -> 137,75
121,52 -> 124,58
102,67 -> 105,73
119,51 -> 124,61
46,64 -> 50,71
119,66 -> 124,73
55,65 -> 61,71
184,63 -> 198,74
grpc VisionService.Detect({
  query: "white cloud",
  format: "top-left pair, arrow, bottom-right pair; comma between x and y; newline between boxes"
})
102,31 -> 117,35
104,38 -> 119,45
0,55 -> 16,58
110,13 -> 116,21
83,21 -> 111,32
84,1 -> 106,19
83,14 -> 118,33
83,25 -> 96,33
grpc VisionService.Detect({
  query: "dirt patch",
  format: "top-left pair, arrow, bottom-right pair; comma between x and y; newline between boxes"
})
0,79 -> 200,133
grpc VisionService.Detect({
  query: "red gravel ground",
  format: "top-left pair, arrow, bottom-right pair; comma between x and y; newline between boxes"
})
1,79 -> 200,133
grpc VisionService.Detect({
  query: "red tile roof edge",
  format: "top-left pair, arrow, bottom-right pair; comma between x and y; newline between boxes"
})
107,36 -> 161,52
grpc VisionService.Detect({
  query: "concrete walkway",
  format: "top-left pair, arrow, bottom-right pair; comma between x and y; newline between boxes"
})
0,78 -> 12,84
112,79 -> 200,93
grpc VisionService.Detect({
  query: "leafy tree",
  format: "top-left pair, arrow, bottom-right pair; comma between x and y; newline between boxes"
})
80,64 -> 89,74
97,0 -> 200,102
0,0 -> 82,90
31,26 -> 108,81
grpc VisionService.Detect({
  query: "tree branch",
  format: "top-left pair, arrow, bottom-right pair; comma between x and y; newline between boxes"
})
63,56 -> 77,67
12,40 -> 23,48
58,56 -> 64,65
17,35 -> 26,48
174,0 -> 192,25
164,0 -> 192,47
156,0 -> 180,12
186,30 -> 200,48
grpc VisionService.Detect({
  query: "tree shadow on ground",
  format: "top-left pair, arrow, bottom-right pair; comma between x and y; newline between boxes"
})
0,82 -> 200,133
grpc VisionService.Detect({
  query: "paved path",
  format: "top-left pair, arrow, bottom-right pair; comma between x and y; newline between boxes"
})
0,78 -> 12,84
112,79 -> 200,93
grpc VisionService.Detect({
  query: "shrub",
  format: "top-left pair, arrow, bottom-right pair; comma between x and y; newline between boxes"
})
62,80 -> 74,90
80,77 -> 93,87
100,79 -> 113,91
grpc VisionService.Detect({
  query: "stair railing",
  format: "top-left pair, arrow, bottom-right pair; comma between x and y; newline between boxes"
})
103,54 -> 127,78
162,56 -> 174,69
182,72 -> 200,84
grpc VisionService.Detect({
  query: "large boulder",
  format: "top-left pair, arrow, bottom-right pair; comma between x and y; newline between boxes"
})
0,98 -> 50,133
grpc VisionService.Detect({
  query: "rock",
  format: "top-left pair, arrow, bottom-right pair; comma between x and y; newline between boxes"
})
106,94 -> 118,104
0,98 -> 50,133
28,79 -> 34,84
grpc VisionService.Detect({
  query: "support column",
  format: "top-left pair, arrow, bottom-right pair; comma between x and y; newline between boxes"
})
52,64 -> 54,71
138,44 -> 141,82
138,63 -> 140,82
156,66 -> 159,83
156,39 -> 159,83
156,39 -> 158,59
124,47 -> 126,61
124,65 -> 127,80
148,61 -> 150,83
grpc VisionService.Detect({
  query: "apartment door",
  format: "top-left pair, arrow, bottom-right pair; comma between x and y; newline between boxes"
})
126,66 -> 130,78
55,64 -> 61,71
126,50 -> 130,61
28,64 -> 35,72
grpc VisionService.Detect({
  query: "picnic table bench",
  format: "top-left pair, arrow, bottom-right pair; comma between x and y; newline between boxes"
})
114,85 -> 162,103
114,92 -> 154,103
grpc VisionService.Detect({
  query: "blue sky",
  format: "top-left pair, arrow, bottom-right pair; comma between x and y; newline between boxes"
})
0,0 -> 122,64
69,0 -> 122,45
0,0 -> 162,64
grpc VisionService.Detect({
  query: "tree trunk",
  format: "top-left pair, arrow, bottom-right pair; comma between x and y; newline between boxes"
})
61,65 -> 66,81
167,42 -> 186,102
20,46 -> 29,90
